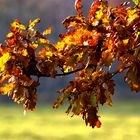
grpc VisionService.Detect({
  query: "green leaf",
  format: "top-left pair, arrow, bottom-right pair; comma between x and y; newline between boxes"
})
132,0 -> 139,5
90,93 -> 97,106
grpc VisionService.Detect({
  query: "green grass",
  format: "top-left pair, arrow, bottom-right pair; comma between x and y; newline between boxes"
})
0,101 -> 140,140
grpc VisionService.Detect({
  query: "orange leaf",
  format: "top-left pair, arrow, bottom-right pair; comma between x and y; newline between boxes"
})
0,83 -> 14,94
43,27 -> 52,36
96,120 -> 101,128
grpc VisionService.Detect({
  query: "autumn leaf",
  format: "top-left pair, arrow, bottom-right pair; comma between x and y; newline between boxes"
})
43,27 -> 52,36
88,1 -> 101,21
22,49 -> 28,57
45,51 -> 53,58
125,66 -> 140,91
95,5 -> 103,19
0,53 -> 11,72
100,50 -> 114,67
11,20 -> 26,30
0,0 -> 139,129
38,38 -> 50,45
75,0 -> 83,16
0,74 -> 11,84
132,0 -> 139,5
6,32 -> 14,38
0,83 -> 14,94
83,106 -> 101,128
29,18 -> 40,28
127,8 -> 139,25
62,16 -> 87,29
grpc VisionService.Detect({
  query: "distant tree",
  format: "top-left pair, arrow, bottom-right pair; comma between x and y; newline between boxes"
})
0,0 -> 139,128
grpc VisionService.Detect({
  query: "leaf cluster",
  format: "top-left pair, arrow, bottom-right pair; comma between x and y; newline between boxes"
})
0,0 -> 139,128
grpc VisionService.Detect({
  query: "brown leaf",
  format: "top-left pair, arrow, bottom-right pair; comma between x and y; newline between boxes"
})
62,16 -> 86,29
83,106 -> 101,128
75,0 -> 83,16
88,1 -> 101,21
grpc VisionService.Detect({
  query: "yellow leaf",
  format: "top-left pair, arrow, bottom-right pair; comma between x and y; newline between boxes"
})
43,27 -> 52,36
22,49 -> 28,56
136,32 -> 140,40
64,67 -> 70,73
123,39 -> 129,45
0,74 -> 10,84
6,32 -> 14,38
31,42 -> 39,49
11,21 -> 26,30
132,0 -> 139,5
132,83 -> 139,89
55,42 -> 65,51
39,38 -> 50,45
45,51 -> 53,57
127,9 -> 139,25
96,8 -> 103,19
0,83 -> 14,94
0,53 -> 11,72
29,18 -> 40,28
101,50 -> 114,66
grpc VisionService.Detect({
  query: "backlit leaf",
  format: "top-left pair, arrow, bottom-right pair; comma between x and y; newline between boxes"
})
132,0 -> 139,5
0,53 -> 11,72
75,0 -> 83,16
127,9 -> 139,25
0,83 -> 14,94
11,20 -> 26,30
6,32 -> 14,38
88,1 -> 101,20
29,18 -> 40,28
43,27 -> 52,36
22,49 -> 28,56
96,6 -> 103,19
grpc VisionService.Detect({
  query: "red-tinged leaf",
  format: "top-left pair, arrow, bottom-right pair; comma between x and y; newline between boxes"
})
0,74 -> 11,84
23,86 -> 37,111
83,106 -> 101,128
62,16 -> 87,29
88,1 -> 101,21
59,29 -> 76,39
75,0 -> 83,16
96,120 -> 101,128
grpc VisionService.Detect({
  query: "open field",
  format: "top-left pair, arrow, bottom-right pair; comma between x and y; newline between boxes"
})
0,101 -> 140,140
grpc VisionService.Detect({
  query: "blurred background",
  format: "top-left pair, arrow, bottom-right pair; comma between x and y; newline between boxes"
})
0,1 -> 140,140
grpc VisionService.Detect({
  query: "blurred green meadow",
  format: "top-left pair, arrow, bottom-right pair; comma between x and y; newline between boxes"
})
0,101 -> 140,140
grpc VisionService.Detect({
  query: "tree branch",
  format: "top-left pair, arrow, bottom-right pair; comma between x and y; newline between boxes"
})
56,67 -> 84,76
30,67 -> 85,78
109,65 -> 130,79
